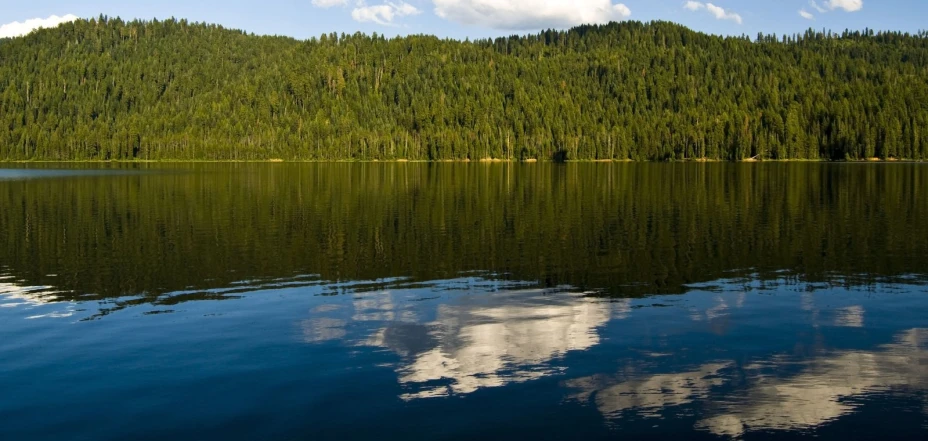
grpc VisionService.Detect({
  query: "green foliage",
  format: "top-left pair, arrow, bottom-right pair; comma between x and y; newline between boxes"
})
1,18 -> 927,161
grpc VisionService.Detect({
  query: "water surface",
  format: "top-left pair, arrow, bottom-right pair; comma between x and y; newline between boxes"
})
1,163 -> 926,440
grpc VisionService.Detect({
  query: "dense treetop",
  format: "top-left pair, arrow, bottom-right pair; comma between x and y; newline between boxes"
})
1,17 -> 927,161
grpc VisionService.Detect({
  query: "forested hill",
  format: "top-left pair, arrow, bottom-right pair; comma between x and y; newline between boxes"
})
2,17 -> 927,161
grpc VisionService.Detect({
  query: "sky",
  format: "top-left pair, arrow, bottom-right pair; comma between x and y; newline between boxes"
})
1,0 -> 926,41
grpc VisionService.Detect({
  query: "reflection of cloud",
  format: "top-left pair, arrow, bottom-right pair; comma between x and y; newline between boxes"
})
26,310 -> 75,319
801,293 -> 815,311
689,295 -> 737,322
612,299 -> 631,320
698,414 -> 745,437
566,363 -> 732,418
352,292 -> 397,322
366,291 -> 611,400
1,281 -> 76,319
312,304 -> 343,313
363,323 -> 436,357
699,330 -> 928,436
301,317 -> 347,342
0,282 -> 60,307
350,291 -> 418,323
706,298 -> 729,320
834,305 -> 864,328
565,329 -> 928,437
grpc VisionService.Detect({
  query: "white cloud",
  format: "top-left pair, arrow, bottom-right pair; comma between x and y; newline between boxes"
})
684,2 -> 742,24
613,3 -> 632,19
705,3 -> 742,24
0,14 -> 79,39
312,0 -> 349,7
799,9 -> 815,20
684,1 -> 704,11
432,0 -> 632,30
826,0 -> 863,12
351,1 -> 421,25
809,0 -> 863,15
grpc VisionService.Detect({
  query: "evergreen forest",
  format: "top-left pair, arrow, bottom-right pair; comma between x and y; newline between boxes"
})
1,17 -> 927,161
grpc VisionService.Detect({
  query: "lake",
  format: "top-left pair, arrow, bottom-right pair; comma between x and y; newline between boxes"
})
1,163 -> 926,440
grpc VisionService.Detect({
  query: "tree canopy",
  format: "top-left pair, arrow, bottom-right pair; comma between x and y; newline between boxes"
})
1,17 -> 926,161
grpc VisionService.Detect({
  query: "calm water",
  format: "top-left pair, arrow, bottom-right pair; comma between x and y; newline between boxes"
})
1,163 -> 927,440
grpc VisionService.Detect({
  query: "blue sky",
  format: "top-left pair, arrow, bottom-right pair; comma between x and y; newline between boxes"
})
1,0 -> 925,40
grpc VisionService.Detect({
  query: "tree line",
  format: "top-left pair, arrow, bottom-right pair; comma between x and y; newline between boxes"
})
1,16 -> 927,161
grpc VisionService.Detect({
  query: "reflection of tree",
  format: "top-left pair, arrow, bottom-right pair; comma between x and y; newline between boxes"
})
565,329 -> 928,437
1,163 -> 927,311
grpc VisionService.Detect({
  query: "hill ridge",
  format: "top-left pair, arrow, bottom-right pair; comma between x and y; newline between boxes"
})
1,17 -> 926,160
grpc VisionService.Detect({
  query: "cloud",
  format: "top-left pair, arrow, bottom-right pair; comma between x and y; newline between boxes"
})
312,0 -> 419,26
809,0 -> 863,15
684,2 -> 742,24
432,0 -> 632,30
0,14 -> 79,39
684,1 -> 704,11
312,0 -> 349,7
613,3 -> 632,19
351,1 -> 421,25
705,3 -> 742,24
809,0 -> 828,13
826,0 -> 863,12
799,9 -> 815,20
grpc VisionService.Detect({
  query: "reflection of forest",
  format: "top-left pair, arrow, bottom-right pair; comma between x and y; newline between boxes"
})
565,328 -> 928,437
1,163 -> 926,305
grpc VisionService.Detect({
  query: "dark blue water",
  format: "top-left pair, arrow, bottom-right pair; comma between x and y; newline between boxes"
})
1,163 -> 927,440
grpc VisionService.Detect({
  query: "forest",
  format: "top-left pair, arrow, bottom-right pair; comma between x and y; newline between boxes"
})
1,16 -> 927,161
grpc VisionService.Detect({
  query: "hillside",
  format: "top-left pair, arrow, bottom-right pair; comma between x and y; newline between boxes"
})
1,16 -> 927,161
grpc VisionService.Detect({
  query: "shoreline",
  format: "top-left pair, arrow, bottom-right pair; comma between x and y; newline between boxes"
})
0,158 -> 922,164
